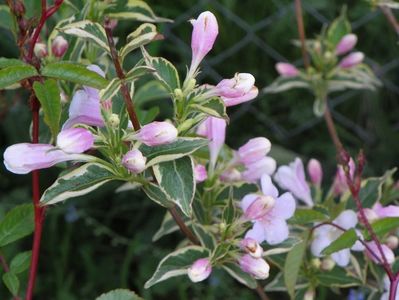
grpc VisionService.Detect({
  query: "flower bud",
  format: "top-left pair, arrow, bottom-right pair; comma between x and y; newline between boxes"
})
386,236 -> 399,250
238,137 -> 271,165
310,258 -> 321,269
365,241 -> 395,264
187,258 -> 212,282
244,195 -> 275,220
51,36 -> 68,58
307,158 -> 322,186
194,164 -> 207,183
338,52 -> 364,69
239,254 -> 270,280
240,238 -> 263,258
122,149 -> 146,174
136,121 -> 178,146
109,113 -> 120,128
34,43 -> 48,58
321,258 -> 335,271
304,289 -> 315,300
56,128 -> 94,154
275,62 -> 299,77
242,156 -> 276,182
335,34 -> 357,55
220,168 -> 241,182
215,73 -> 258,107
189,11 -> 218,73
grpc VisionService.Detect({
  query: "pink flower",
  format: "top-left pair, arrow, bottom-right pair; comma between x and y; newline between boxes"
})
122,149 -> 147,174
372,202 -> 399,218
215,73 -> 259,106
187,258 -> 212,282
275,63 -> 299,77
136,121 -> 178,146
332,158 -> 355,196
335,34 -> 357,55
239,254 -> 270,279
189,11 -> 218,75
56,128 -> 94,154
307,158 -> 323,186
241,175 -> 296,245
238,137 -> 271,165
194,164 -> 207,183
338,52 -> 364,69
242,157 -> 276,182
197,117 -> 226,169
244,195 -> 275,220
365,241 -> 395,265
311,210 -> 364,267
274,158 -> 313,206
63,65 -> 106,129
52,35 -> 68,58
240,238 -> 263,258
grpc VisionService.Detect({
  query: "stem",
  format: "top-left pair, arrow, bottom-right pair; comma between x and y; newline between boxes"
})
255,283 -> 269,300
294,0 -> 310,68
381,6 -> 399,35
323,104 -> 394,279
389,277 -> 399,300
169,206 -> 199,245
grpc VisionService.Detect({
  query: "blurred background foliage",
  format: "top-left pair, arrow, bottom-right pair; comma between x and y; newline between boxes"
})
0,0 -> 398,299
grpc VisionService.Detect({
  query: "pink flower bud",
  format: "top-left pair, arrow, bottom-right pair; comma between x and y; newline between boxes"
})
307,158 -> 322,186
136,121 -> 178,146
215,73 -> 258,106
34,43 -> 48,58
365,241 -> 395,265
240,238 -> 263,258
187,258 -> 212,282
194,164 -> 207,183
275,63 -> 299,77
242,156 -> 276,182
238,137 -> 271,165
335,34 -> 358,55
51,36 -> 68,58
338,52 -> 364,69
386,236 -> 399,250
239,254 -> 270,279
220,168 -> 241,182
122,149 -> 146,174
189,11 -> 218,73
56,128 -> 94,154
244,195 -> 275,220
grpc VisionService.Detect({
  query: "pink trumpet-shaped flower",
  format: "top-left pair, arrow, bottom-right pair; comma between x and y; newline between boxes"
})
240,238 -> 263,258
365,241 -> 395,265
332,158 -> 356,196
274,158 -> 313,206
136,121 -> 178,146
215,73 -> 259,106
307,158 -> 323,186
187,258 -> 212,282
189,11 -> 218,74
242,175 -> 296,245
238,137 -> 271,165
239,254 -> 270,279
122,149 -> 147,174
275,63 -> 299,77
242,157 -> 276,182
56,127 -> 94,154
338,52 -> 364,69
194,164 -> 207,183
335,34 -> 357,55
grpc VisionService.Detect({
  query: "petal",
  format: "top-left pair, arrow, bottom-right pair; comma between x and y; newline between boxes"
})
260,174 -> 279,198
351,230 -> 365,251
65,90 -> 103,128
245,221 -> 266,243
263,218 -> 289,245
311,234 -> 332,257
272,192 -> 296,220
332,249 -> 351,267
375,204 -> 399,218
240,194 -> 258,213
334,210 -> 357,230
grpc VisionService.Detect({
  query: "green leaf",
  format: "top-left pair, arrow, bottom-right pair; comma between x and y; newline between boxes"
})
0,204 -> 34,247
365,217 -> 399,240
2,272 -> 19,296
100,78 -> 121,101
59,20 -> 110,52
152,212 -> 187,242
327,10 -> 351,46
265,272 -> 308,292
315,267 -> 361,287
290,208 -> 329,225
144,246 -> 209,288
139,137 -> 208,167
142,182 -> 174,208
33,80 -> 61,139
96,289 -> 143,300
10,251 -> 32,274
40,163 -> 115,205
125,66 -> 155,82
153,157 -> 195,217
0,65 -> 38,89
192,223 -> 216,250
222,262 -> 257,289
105,0 -> 172,23
263,76 -> 310,94
222,198 -> 236,224
322,228 -> 357,255
120,23 -> 159,60
0,58 -> 27,69
42,62 -> 108,89
191,97 -> 228,119
134,80 -> 169,105
142,47 -> 180,93
263,237 -> 303,256
284,234 -> 308,299
0,5 -> 13,30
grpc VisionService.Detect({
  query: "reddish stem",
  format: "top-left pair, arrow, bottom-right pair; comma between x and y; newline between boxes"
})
381,6 -> 399,35
294,0 -> 310,68
389,276 -> 399,300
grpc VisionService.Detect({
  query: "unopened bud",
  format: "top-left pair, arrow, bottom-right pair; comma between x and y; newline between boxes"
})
275,62 -> 299,77
386,236 -> 399,250
56,128 -> 94,154
311,258 -> 321,269
324,51 -> 333,61
52,36 -> 68,58
238,137 -> 271,165
174,88 -> 183,100
304,289 -> 315,300
122,149 -> 147,174
109,113 -> 120,128
321,258 -> 335,271
186,78 -> 196,91
34,43 -> 48,58
335,34 -> 357,55
136,121 -> 178,146
239,254 -> 270,280
187,258 -> 212,282
338,52 -> 364,69
307,158 -> 322,186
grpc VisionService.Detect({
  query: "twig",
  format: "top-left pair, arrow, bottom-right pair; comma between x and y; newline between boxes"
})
0,252 -> 22,300
380,6 -> 399,35
294,0 -> 310,68
255,283 -> 269,300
